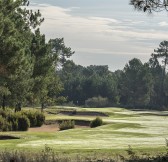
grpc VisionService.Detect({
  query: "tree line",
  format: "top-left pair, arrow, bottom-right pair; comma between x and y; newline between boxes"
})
1,0 -> 168,110
58,41 -> 168,110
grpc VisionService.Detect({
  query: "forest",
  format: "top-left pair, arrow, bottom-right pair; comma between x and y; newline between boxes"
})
1,0 -> 168,111
59,50 -> 168,110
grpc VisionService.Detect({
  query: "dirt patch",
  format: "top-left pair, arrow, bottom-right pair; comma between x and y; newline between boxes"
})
29,122 -> 89,133
0,135 -> 20,140
29,124 -> 60,132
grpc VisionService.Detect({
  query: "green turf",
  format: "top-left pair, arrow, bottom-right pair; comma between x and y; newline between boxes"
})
0,107 -> 168,155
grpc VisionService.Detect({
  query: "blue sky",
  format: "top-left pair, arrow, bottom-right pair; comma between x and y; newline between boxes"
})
30,0 -> 168,71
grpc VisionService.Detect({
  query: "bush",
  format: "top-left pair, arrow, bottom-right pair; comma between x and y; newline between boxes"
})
0,109 -> 11,118
85,96 -> 109,108
12,120 -> 18,131
17,114 -> 30,131
23,111 -> 37,127
90,117 -> 103,128
0,116 -> 12,131
23,110 -> 45,127
7,112 -> 30,131
0,109 -> 45,132
35,111 -> 45,127
7,113 -> 18,131
59,120 -> 75,131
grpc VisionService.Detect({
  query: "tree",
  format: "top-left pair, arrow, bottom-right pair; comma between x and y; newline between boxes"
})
99,73 -> 119,105
163,73 -> 168,106
31,31 -> 74,110
0,0 -> 43,109
59,60 -> 84,105
31,29 -> 54,110
0,0 -> 74,111
49,38 -> 75,68
152,41 -> 168,75
130,0 -> 168,13
59,63 -> 119,106
149,41 -> 168,107
120,58 -> 153,107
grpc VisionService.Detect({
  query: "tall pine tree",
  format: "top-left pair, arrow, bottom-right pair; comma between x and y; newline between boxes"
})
0,0 -> 43,109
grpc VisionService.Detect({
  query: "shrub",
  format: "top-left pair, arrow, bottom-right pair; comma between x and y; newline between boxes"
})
85,96 -> 109,108
0,109 -> 45,131
0,109 -> 11,118
23,111 -> 37,127
35,111 -> 45,127
17,114 -> 30,131
0,116 -> 12,131
59,120 -> 75,131
0,110 -> 31,131
23,110 -> 45,127
7,113 -> 18,131
12,120 -> 18,131
90,117 -> 103,128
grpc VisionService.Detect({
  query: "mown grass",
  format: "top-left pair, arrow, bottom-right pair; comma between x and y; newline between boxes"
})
0,107 -> 167,156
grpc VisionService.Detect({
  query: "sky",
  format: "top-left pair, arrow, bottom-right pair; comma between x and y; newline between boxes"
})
30,0 -> 168,71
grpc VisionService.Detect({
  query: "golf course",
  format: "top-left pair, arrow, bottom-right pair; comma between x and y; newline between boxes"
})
0,106 -> 167,157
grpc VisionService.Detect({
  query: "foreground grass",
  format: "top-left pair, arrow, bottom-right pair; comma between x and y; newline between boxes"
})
0,107 -> 168,156
0,146 -> 168,162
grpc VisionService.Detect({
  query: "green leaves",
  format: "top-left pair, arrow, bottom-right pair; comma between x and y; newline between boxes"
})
0,86 -> 11,96
120,58 -> 153,107
49,38 -> 75,67
0,0 -> 71,109
0,0 -> 44,109
130,0 -> 168,13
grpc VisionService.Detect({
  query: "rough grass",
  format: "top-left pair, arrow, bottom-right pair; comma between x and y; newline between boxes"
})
0,107 -> 168,156
1,147 -> 168,162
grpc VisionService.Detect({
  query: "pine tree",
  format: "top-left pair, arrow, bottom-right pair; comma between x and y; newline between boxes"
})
0,0 -> 43,109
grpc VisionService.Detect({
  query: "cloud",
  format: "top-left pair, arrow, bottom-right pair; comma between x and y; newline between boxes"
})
39,7 -> 118,34
33,5 -> 168,41
28,3 -> 167,70
123,19 -> 145,24
35,6 -> 161,47
89,17 -> 120,24
105,28 -> 168,40
75,47 -> 151,56
158,21 -> 168,27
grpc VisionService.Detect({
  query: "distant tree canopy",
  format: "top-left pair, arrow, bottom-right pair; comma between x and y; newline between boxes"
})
59,62 -> 118,106
130,0 -> 168,13
58,40 -> 168,110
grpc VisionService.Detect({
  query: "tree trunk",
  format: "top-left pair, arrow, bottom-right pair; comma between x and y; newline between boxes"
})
2,95 -> 6,110
15,103 -> 21,112
41,103 -> 44,112
161,66 -> 166,107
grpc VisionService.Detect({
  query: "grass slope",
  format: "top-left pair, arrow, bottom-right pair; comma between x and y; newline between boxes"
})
0,107 -> 168,155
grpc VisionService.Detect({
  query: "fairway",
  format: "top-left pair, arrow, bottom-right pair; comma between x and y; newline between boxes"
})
0,107 -> 168,155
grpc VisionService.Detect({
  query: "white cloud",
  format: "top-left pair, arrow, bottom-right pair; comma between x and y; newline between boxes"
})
123,19 -> 144,24
33,5 -> 168,41
35,6 -> 161,41
89,17 -> 120,24
158,21 -> 168,27
29,3 -> 167,70
105,28 -> 168,40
